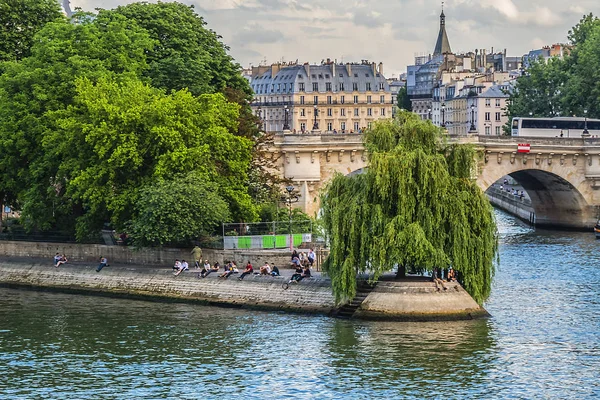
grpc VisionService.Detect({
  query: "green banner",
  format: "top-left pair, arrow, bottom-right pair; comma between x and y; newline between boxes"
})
237,237 -> 251,249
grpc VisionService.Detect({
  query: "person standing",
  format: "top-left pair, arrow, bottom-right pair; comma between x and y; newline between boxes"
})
191,246 -> 203,269
96,256 -> 108,272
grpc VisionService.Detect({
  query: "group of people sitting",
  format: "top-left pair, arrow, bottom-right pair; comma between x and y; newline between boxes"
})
53,253 -> 68,267
172,259 -> 190,276
193,260 -> 282,280
290,249 -> 315,269
431,266 -> 457,291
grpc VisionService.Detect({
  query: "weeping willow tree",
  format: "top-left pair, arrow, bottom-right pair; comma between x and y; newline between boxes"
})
321,111 -> 497,305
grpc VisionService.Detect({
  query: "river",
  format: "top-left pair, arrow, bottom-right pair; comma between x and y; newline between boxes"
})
0,210 -> 598,399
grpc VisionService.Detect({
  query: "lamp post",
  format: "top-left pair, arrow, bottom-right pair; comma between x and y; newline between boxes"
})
441,103 -> 446,127
283,105 -> 290,131
427,107 -> 432,121
313,105 -> 319,130
283,185 -> 300,250
583,109 -> 590,137
469,103 -> 476,133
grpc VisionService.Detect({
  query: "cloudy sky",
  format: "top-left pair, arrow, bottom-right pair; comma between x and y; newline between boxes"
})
68,0 -> 600,78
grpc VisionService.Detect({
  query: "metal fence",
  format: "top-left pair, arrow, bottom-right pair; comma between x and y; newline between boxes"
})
221,220 -> 313,250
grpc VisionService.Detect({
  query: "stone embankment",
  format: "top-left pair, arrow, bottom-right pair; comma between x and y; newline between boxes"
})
486,185 -> 536,225
0,241 -> 489,321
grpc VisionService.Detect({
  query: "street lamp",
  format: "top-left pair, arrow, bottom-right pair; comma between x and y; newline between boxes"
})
583,109 -> 590,136
313,105 -> 319,130
283,185 -> 300,250
283,105 -> 290,131
427,107 -> 432,121
469,103 -> 476,133
441,103 -> 446,127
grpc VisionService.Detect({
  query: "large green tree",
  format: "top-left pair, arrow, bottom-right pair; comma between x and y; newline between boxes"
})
321,112 -> 497,304
506,14 -> 600,126
0,0 -> 63,63
108,1 -> 251,98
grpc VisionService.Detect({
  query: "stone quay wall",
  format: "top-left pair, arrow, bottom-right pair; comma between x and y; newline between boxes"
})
0,241 -> 490,321
0,240 -> 293,269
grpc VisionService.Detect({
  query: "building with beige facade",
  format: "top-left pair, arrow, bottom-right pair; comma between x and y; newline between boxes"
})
248,60 -> 392,134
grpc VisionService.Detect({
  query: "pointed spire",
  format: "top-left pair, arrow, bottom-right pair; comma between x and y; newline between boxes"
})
434,6 -> 451,56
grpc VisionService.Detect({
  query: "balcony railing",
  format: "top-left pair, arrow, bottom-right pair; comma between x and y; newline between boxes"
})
251,100 -> 395,107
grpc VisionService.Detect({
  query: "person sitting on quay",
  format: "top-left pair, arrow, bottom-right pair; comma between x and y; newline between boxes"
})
54,253 -> 68,268
447,267 -> 457,282
96,256 -> 108,273
307,248 -> 316,267
259,262 -> 271,275
431,267 -> 447,291
172,259 -> 181,272
238,261 -> 254,280
200,261 -> 219,278
219,261 -> 235,279
173,259 -> 189,276
271,265 -> 280,277
287,266 -> 304,285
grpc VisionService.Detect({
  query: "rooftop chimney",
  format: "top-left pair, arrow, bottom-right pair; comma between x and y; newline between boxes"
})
378,62 -> 384,77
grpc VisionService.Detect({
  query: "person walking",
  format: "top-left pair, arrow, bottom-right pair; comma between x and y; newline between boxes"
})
191,246 -> 203,269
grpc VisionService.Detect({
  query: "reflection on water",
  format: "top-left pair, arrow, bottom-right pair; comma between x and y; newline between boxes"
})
0,209 -> 598,399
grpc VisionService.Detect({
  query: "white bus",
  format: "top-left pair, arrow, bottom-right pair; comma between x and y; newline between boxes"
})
511,117 -> 600,137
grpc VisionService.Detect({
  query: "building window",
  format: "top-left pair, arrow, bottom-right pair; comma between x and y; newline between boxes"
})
314,96 -> 319,104
379,82 -> 385,90
485,112 -> 491,121
485,99 -> 491,107
327,122 -> 333,131
341,122 -> 346,131
485,126 -> 491,135
367,95 -> 372,104
340,82 -> 344,91
381,108 -> 386,116
353,95 -> 358,104
380,95 -> 385,104
495,112 -> 501,121
354,122 -> 360,131
367,108 -> 372,116
327,108 -> 332,116
300,96 -> 305,105
300,122 -> 306,132
368,122 -> 372,129
340,96 -> 345,104
341,108 -> 346,116
300,109 -> 305,117
366,82 -> 371,91
326,82 -> 332,91
495,99 -> 501,107
327,96 -> 332,104
495,126 -> 501,135
312,82 -> 319,91
290,83 -> 294,92
299,83 -> 305,91
354,108 -> 359,116
353,82 -> 358,91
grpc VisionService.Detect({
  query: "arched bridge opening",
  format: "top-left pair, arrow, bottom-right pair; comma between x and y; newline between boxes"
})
483,169 -> 597,230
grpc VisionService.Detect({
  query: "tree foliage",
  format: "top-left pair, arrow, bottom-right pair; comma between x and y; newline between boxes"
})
128,173 -> 230,247
396,85 -> 412,111
506,14 -> 600,127
321,112 -> 497,304
0,0 -> 63,63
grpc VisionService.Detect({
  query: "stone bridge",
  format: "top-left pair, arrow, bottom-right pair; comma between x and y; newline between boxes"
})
272,133 -> 600,229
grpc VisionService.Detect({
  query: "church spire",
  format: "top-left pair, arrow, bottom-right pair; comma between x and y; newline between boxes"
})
433,6 -> 451,56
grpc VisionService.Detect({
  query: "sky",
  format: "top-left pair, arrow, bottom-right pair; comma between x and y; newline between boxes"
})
68,0 -> 600,78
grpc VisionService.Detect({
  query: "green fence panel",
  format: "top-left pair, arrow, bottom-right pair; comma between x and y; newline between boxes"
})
237,236 -> 252,249
293,234 -> 303,247
262,236 -> 275,248
275,235 -> 288,248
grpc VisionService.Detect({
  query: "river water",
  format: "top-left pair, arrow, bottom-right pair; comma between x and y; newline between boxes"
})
0,210 -> 598,399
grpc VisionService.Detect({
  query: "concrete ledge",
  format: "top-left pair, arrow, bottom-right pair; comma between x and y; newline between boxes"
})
0,260 -> 489,321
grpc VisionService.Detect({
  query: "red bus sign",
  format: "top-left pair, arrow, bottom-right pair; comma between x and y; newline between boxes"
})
517,143 -> 531,153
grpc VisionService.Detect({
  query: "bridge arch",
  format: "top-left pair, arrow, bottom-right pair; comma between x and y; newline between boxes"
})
478,163 -> 598,229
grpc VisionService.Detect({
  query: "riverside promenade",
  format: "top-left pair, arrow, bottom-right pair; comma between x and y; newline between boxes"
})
0,241 -> 489,321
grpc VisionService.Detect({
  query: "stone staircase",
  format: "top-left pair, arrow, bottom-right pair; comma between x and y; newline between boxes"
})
334,280 -> 377,319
